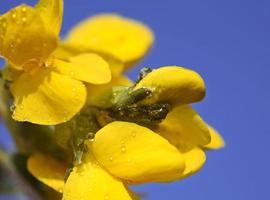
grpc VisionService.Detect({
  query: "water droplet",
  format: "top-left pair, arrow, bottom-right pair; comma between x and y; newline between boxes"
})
104,194 -> 109,200
11,12 -> 17,20
131,130 -> 136,138
16,37 -> 22,44
21,6 -> 27,13
121,145 -> 126,153
22,17 -> 27,23
70,71 -> 75,76
44,62 -> 50,68
109,157 -> 113,161
89,138 -> 95,142
2,21 -> 7,28
71,87 -> 76,92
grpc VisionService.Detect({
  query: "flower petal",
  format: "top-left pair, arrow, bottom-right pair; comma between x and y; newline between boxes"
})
63,155 -> 136,200
65,14 -> 154,68
10,68 -> 86,125
0,5 -> 57,68
181,148 -> 206,178
157,105 -> 211,151
27,153 -> 66,193
35,0 -> 63,36
134,66 -> 205,105
204,126 -> 225,150
88,121 -> 185,184
54,53 -> 111,84
87,76 -> 133,107
54,43 -> 125,77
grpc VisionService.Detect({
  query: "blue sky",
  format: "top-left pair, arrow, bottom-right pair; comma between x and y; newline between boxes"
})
1,0 -> 270,199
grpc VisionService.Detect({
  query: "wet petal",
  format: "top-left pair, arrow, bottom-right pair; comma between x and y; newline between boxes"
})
204,126 -> 225,150
27,153 -> 66,193
36,0 -> 63,36
10,68 -> 86,125
54,53 -> 111,84
63,155 -> 136,200
88,121 -> 185,184
65,14 -> 154,68
0,5 -> 57,68
134,66 -> 205,105
157,105 -> 211,151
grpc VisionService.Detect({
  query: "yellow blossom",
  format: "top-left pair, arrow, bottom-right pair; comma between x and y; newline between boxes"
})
0,0 -> 111,125
27,66 -> 224,199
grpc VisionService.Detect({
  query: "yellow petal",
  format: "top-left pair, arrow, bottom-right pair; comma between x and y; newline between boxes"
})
54,43 -> 125,77
63,154 -> 135,200
10,68 -> 86,125
157,105 -> 211,151
53,53 -> 111,84
65,14 -> 154,68
204,126 -> 225,150
0,5 -> 57,68
88,121 -> 185,184
181,148 -> 206,178
134,66 -> 205,105
87,76 -> 133,107
35,0 -> 63,36
27,153 -> 66,193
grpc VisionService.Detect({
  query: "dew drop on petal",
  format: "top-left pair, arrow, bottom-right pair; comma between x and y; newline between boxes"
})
22,17 -> 27,23
21,6 -> 27,13
70,71 -> 75,77
104,194 -> 109,200
121,145 -> 126,153
131,130 -> 136,138
12,13 -> 17,20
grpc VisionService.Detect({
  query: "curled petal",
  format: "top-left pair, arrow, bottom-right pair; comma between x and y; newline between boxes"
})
157,105 -> 211,151
63,155 -> 136,200
65,14 -> 154,68
27,153 -> 66,193
10,68 -> 86,125
54,53 -> 111,84
88,121 -> 185,184
0,5 -> 57,68
134,66 -> 205,105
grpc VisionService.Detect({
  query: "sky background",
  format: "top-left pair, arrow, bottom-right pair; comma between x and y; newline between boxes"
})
1,0 -> 270,199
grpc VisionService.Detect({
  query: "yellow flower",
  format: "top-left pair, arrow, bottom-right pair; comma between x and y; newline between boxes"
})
27,66 -> 224,200
54,13 -> 154,107
0,0 -> 111,125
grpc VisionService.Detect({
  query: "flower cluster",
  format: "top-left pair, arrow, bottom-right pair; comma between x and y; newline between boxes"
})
0,0 -> 224,199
